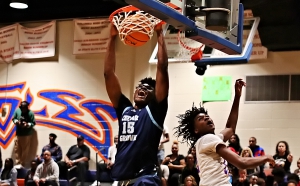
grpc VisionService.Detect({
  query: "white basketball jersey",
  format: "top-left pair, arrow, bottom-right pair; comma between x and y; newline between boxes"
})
196,133 -> 231,186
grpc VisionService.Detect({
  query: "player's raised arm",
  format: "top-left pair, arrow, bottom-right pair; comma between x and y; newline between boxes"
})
220,79 -> 246,142
104,26 -> 122,107
154,24 -> 169,103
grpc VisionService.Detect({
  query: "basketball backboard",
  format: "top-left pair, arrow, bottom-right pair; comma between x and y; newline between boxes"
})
149,14 -> 261,65
125,0 -> 244,55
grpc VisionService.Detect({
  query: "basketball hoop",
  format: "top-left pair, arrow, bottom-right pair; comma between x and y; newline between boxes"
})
177,31 -> 204,62
109,5 -> 162,47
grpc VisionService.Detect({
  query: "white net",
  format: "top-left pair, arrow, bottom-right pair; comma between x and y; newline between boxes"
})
177,31 -> 204,62
112,10 -> 161,45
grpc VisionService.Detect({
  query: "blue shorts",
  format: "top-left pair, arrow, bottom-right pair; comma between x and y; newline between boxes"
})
120,175 -> 161,186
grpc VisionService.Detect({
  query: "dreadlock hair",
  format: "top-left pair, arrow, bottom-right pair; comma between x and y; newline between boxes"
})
139,77 -> 156,88
174,103 -> 207,147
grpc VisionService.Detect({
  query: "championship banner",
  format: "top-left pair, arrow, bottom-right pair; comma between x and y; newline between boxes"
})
17,21 -> 56,59
0,24 -> 20,63
73,19 -> 111,55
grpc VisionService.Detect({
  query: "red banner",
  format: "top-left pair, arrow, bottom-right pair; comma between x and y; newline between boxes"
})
73,19 -> 110,55
0,24 -> 19,63
17,21 -> 56,59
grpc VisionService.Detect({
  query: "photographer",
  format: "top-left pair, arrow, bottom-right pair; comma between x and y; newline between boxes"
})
12,101 -> 36,168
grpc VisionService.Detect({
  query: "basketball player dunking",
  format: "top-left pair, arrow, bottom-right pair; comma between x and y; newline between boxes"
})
104,24 -> 169,186
174,79 -> 275,186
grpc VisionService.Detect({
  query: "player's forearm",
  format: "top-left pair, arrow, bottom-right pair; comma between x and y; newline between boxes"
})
156,30 -> 168,69
160,138 -> 169,144
239,156 -> 267,169
104,36 -> 117,75
225,96 -> 240,133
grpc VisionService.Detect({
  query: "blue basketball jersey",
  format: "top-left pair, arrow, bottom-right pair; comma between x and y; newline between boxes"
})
111,94 -> 168,180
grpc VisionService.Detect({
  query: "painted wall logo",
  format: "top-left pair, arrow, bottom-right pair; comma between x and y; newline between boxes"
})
0,82 -> 117,160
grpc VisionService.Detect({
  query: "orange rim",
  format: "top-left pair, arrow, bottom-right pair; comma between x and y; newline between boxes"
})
177,31 -> 204,54
109,2 -> 181,24
109,5 -> 139,22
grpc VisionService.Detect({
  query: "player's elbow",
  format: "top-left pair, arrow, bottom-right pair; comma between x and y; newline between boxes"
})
157,62 -> 168,71
104,71 -> 114,79
236,157 -> 248,169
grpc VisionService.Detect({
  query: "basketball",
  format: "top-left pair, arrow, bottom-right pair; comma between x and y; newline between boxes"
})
119,13 -> 153,47
124,31 -> 149,47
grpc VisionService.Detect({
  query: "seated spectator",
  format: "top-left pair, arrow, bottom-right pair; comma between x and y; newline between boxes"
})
293,158 -> 300,176
160,164 -> 169,186
0,158 -> 17,186
287,180 -> 298,186
272,167 -> 287,186
91,135 -> 118,186
58,135 -> 90,186
287,174 -> 300,186
162,141 -> 185,186
28,150 -> 59,186
249,175 -> 258,186
233,169 -> 250,186
183,175 -> 197,186
187,146 -> 196,165
271,141 -> 293,174
36,133 -> 62,162
25,160 -> 40,186
181,154 -> 200,185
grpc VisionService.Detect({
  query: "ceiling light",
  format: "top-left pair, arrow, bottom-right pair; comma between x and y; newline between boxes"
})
10,0 -> 28,9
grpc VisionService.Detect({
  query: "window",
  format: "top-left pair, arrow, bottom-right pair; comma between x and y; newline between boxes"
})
245,75 -> 295,102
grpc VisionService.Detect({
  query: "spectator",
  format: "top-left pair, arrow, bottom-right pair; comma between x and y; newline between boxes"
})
160,164 -> 169,186
248,137 -> 266,179
293,158 -> 300,176
233,169 -> 250,186
272,167 -> 287,186
287,173 -> 300,186
91,135 -> 118,186
271,141 -> 293,174
58,135 -> 90,186
181,154 -> 200,185
183,175 -> 197,186
12,101 -> 36,168
25,160 -> 40,186
0,158 -> 17,186
158,125 -> 170,164
37,133 -> 62,162
30,150 -> 59,186
249,137 -> 265,157
162,141 -> 185,186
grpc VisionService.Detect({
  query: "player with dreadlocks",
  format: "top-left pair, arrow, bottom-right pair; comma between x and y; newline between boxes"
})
175,79 -> 274,186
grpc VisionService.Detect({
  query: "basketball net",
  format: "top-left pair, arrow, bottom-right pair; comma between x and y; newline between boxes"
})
112,10 -> 161,45
177,31 -> 204,62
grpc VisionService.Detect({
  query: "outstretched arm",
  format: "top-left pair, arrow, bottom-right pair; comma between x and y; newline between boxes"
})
155,25 -> 169,103
217,145 -> 274,169
104,26 -> 122,107
220,79 -> 246,142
